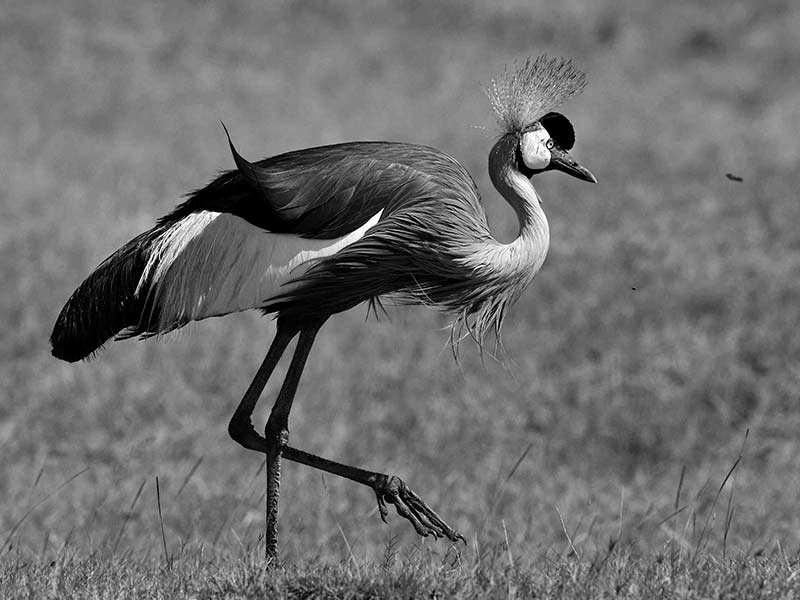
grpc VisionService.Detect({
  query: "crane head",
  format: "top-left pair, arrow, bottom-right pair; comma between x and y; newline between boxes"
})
485,55 -> 595,183
518,112 -> 596,183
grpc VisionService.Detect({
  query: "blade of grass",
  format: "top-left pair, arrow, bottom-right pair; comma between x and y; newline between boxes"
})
112,478 -> 146,554
675,465 -> 686,510
723,429 -> 749,559
480,442 -> 533,537
337,524 -> 360,576
693,454 -> 743,557
212,458 -> 265,546
175,456 -> 204,498
555,506 -> 580,560
502,519 -> 514,569
657,504 -> 689,528
155,476 -> 171,570
28,459 -> 46,505
1,466 -> 90,553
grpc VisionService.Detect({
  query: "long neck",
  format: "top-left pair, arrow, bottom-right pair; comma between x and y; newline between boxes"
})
485,135 -> 550,275
445,135 -> 550,343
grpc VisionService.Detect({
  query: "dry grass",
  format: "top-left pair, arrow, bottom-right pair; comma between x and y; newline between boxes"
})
3,0 -> 800,594
3,544 -> 800,599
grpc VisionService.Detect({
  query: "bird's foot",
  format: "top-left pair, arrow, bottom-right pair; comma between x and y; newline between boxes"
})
372,475 -> 465,543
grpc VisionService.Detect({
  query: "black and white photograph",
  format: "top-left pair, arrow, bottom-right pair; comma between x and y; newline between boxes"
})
2,1 -> 799,597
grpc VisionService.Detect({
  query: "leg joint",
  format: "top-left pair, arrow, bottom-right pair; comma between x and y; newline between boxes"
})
265,421 -> 290,448
228,413 -> 268,452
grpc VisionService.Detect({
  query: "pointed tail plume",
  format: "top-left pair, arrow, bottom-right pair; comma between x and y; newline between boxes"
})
50,229 -> 161,362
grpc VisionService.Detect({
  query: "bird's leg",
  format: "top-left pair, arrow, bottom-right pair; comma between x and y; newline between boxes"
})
281,445 -> 464,543
226,321 -> 463,551
227,322 -> 298,453
262,324 -> 323,560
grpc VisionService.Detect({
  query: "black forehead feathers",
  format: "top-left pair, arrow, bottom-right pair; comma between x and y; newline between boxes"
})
539,112 -> 575,150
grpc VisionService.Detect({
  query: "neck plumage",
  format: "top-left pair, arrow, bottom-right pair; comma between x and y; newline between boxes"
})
446,134 -> 550,344
484,135 -> 550,278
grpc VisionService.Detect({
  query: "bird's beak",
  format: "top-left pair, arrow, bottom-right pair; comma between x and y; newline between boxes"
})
549,147 -> 597,183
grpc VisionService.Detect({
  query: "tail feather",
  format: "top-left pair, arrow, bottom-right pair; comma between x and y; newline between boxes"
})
50,228 -> 162,362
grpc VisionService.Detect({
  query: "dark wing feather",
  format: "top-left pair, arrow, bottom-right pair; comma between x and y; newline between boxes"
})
50,226 -> 165,361
161,135 -> 476,240
263,151 -> 490,320
51,135 -> 485,362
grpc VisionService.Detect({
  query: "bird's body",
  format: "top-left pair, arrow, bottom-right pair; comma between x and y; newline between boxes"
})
51,56 -> 596,559
52,140 -> 547,360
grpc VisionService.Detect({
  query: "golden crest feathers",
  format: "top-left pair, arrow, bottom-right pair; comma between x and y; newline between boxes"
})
485,55 -> 587,134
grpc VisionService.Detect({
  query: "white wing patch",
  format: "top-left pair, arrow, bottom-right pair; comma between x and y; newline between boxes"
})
139,209 -> 383,329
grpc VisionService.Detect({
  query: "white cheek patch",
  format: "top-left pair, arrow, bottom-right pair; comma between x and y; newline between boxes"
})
521,129 -> 551,170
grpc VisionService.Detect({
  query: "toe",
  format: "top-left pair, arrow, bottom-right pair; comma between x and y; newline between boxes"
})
373,476 -> 464,542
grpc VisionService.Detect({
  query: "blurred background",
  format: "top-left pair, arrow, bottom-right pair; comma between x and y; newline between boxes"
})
2,0 -> 800,562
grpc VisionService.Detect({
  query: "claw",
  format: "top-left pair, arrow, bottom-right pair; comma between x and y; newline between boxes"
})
372,475 -> 464,543
375,491 -> 390,523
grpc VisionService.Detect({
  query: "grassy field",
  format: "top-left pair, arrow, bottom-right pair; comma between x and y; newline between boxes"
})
3,0 -> 800,596
3,546 -> 800,599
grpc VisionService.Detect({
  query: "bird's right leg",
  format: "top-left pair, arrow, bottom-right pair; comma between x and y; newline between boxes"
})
227,322 -> 297,453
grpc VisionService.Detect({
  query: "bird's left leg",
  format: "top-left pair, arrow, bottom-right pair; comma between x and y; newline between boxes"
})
281,445 -> 465,543
262,322 -> 323,560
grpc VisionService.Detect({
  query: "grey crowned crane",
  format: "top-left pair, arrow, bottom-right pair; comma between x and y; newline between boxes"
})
51,56 -> 596,559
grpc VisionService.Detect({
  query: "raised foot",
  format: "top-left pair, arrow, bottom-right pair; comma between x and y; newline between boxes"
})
373,475 -> 465,543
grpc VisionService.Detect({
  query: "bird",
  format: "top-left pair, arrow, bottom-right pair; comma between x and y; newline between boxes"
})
50,55 -> 596,560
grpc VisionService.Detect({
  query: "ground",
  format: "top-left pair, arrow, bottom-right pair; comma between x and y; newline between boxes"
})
2,0 -> 800,597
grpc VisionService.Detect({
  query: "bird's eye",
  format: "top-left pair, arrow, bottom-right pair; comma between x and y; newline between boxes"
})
546,139 -> 554,150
